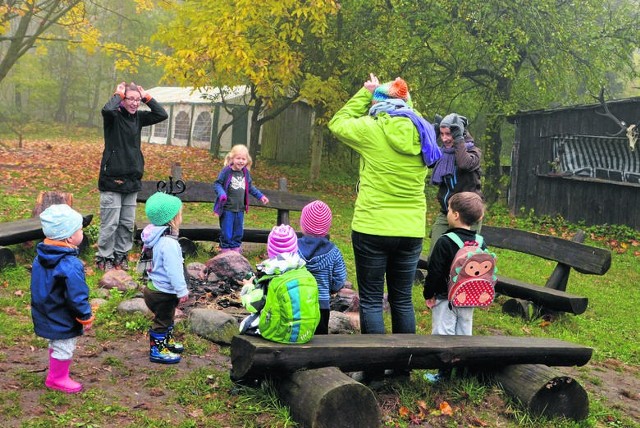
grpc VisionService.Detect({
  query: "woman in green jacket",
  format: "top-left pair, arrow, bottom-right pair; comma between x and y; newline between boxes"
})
328,73 -> 439,336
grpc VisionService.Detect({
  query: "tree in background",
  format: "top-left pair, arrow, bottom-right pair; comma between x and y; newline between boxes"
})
155,0 -> 340,164
321,0 -> 640,202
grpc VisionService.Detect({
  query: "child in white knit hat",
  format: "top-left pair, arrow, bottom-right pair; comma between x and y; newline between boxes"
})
297,200 -> 347,334
31,204 -> 94,394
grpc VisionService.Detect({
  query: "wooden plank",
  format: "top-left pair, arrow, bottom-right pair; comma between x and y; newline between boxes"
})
480,226 -> 611,275
0,214 -> 93,246
230,334 -> 593,381
134,224 -> 294,243
137,180 -> 314,211
495,275 -> 588,315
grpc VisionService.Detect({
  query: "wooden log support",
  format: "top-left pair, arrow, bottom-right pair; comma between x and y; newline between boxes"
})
277,367 -> 381,428
230,334 -> 593,381
493,364 -> 589,421
0,246 -> 16,270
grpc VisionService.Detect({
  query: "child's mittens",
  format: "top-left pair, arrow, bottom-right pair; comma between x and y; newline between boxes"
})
240,280 -> 265,313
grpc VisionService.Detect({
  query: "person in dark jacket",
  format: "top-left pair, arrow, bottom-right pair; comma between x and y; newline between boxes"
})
96,81 -> 168,271
427,113 -> 483,259
31,204 -> 94,393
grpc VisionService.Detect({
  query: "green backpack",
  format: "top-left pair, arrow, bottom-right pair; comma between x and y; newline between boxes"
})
257,266 -> 320,344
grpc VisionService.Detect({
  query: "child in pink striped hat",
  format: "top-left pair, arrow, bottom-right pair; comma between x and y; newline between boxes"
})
297,200 -> 348,334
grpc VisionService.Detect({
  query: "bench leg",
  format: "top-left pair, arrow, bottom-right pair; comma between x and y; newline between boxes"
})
0,246 -> 16,270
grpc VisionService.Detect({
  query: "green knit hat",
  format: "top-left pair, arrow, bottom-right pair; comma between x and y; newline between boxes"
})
145,192 -> 183,226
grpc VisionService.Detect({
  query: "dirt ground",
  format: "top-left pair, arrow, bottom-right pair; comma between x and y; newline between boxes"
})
1,330 -> 638,427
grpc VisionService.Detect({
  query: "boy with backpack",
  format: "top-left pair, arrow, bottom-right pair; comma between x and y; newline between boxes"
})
424,191 -> 496,335
239,224 -> 320,344
423,191 -> 495,382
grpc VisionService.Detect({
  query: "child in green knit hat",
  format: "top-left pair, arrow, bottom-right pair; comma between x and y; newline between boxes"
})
141,192 -> 189,364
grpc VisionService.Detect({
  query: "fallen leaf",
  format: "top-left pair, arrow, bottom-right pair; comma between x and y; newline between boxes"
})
398,406 -> 411,419
439,401 -> 453,416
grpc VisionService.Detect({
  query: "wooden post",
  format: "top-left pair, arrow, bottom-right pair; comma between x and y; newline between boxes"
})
493,364 -> 589,421
171,162 -> 183,181
277,178 -> 289,225
277,367 -> 381,428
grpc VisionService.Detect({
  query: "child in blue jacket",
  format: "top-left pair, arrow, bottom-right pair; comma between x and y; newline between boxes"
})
213,144 -> 269,252
31,204 -> 94,393
297,200 -> 347,334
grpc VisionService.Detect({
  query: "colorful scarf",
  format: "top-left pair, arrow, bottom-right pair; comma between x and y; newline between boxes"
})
369,101 -> 441,166
430,142 -> 475,184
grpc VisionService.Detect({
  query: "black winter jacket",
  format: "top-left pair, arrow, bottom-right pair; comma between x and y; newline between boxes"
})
99,95 -> 168,193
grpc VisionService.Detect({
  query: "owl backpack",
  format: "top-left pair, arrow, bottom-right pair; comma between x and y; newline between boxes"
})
445,233 -> 497,308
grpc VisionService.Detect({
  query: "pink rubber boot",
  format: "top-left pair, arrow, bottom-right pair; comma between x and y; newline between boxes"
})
45,356 -> 83,393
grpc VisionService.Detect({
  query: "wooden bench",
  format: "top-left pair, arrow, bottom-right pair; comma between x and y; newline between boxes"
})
418,226 -> 612,318
230,333 -> 592,381
0,214 -> 94,269
135,165 -> 315,249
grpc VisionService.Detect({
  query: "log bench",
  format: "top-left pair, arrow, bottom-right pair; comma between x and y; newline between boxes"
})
230,334 -> 592,381
418,225 -> 612,318
0,214 -> 94,269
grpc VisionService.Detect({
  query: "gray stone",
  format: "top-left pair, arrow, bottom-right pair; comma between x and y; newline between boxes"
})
328,311 -> 360,334
189,308 -> 239,345
117,297 -> 151,315
99,269 -> 139,292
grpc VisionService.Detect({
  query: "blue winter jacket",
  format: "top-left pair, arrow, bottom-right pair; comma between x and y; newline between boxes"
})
30,242 -> 93,340
297,236 -> 347,309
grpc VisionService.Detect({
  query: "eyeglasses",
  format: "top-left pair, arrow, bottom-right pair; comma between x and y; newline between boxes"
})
125,97 -> 142,103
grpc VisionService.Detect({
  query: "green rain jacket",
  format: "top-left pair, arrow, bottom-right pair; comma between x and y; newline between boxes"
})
328,88 -> 427,238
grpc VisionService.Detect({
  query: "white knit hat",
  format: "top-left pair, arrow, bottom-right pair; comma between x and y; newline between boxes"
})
40,204 -> 83,240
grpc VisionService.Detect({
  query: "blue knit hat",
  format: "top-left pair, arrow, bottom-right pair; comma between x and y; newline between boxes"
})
40,204 -> 83,240
145,192 -> 183,226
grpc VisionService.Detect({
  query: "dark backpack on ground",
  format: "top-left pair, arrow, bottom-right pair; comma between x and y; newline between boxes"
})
445,232 -> 497,308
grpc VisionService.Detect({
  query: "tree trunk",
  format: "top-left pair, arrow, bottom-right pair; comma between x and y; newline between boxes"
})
309,119 -> 323,183
249,97 -> 263,167
493,364 -> 589,421
277,367 -> 381,428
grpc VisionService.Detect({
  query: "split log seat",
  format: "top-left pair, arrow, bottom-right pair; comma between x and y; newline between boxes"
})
419,226 -> 611,317
230,334 -> 592,381
0,214 -> 94,269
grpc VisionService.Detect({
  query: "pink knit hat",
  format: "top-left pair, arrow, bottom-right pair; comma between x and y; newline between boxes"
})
267,224 -> 299,258
300,200 -> 332,237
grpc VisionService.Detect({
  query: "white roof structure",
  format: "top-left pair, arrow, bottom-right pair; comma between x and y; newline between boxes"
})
146,86 -> 250,104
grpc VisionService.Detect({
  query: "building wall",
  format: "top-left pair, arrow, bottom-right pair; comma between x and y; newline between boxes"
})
509,97 -> 640,230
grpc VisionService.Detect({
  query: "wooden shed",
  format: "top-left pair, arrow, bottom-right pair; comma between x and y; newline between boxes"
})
508,96 -> 640,230
141,86 -> 252,154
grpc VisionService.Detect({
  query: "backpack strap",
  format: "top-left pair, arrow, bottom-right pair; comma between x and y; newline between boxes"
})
444,232 -> 483,248
444,232 -> 465,248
